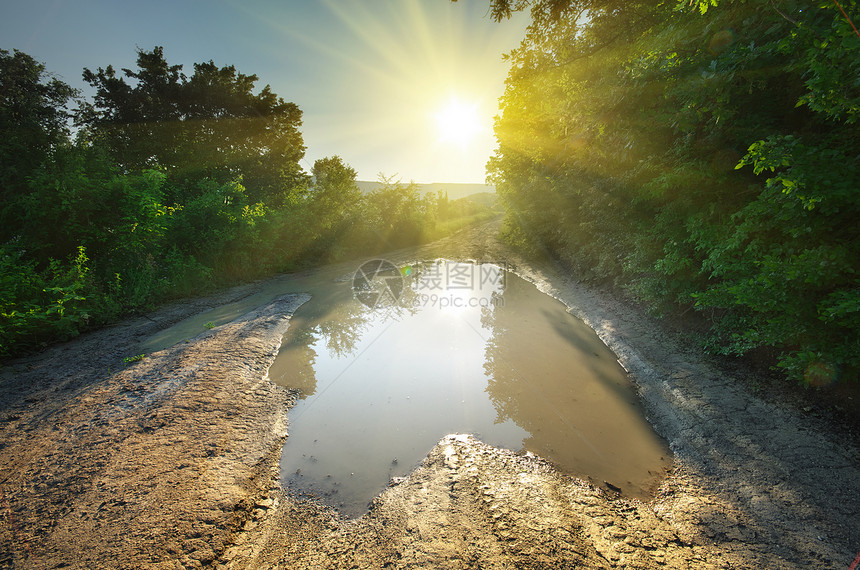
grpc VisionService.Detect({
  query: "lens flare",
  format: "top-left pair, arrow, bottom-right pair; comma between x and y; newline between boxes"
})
434,97 -> 485,149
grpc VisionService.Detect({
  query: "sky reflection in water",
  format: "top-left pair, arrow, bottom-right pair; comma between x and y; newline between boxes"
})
270,260 -> 670,518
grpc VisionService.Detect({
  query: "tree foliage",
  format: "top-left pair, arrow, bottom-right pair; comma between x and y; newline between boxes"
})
79,46 -> 308,205
486,0 -> 860,383
0,49 -> 77,242
1,47 -> 493,357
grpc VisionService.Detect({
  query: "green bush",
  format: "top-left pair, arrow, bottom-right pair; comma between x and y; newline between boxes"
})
488,0 -> 860,383
0,245 -> 95,356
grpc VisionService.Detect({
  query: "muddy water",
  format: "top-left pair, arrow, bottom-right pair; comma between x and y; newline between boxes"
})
138,263 -> 357,354
271,260 -> 671,518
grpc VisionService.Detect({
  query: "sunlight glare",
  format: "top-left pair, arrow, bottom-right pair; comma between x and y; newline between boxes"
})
434,97 -> 484,148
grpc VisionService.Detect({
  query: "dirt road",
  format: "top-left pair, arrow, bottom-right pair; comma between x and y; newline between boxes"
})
1,219 -> 858,568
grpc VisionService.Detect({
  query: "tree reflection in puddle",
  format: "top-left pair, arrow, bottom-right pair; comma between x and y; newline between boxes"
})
270,260 -> 671,518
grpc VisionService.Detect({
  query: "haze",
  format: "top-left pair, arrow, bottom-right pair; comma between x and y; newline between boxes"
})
0,0 -> 529,184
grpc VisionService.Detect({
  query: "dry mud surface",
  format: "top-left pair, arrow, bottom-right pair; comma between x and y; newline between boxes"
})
1,219 -> 859,569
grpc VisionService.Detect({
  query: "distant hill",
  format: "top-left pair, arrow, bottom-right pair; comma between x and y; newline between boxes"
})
356,181 -> 495,200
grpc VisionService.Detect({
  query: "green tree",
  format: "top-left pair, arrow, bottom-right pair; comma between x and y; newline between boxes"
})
311,156 -> 362,228
308,156 -> 363,259
0,48 -> 77,243
79,46 -> 309,205
480,0 -> 860,382
364,176 -> 430,250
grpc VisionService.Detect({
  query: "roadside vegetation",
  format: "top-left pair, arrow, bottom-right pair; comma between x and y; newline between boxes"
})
0,47 -> 494,357
481,0 -> 859,384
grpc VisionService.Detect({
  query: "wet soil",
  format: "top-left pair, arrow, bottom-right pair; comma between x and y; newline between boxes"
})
1,218 -> 859,569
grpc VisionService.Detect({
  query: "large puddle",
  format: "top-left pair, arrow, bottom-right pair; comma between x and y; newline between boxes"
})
270,260 -> 671,518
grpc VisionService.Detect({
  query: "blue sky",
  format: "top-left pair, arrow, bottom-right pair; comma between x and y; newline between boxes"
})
1,0 -> 529,183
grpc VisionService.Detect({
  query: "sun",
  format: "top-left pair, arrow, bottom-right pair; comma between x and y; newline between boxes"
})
434,97 -> 484,148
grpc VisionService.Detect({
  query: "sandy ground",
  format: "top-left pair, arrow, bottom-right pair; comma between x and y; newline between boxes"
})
1,218 -> 859,569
